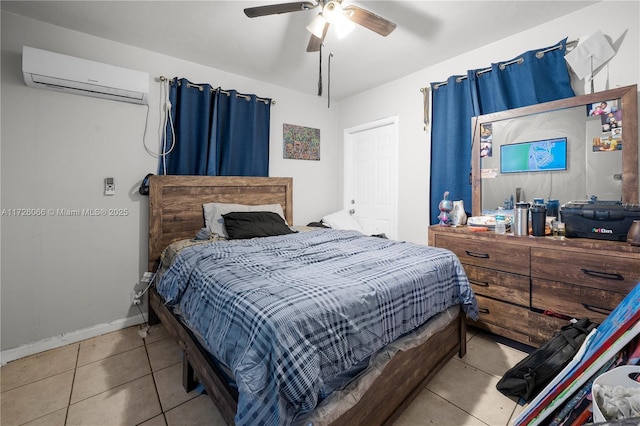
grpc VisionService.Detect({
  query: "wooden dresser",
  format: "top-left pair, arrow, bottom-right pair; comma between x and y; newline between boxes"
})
429,226 -> 640,347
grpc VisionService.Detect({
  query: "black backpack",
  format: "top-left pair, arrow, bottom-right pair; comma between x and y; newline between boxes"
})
496,318 -> 597,402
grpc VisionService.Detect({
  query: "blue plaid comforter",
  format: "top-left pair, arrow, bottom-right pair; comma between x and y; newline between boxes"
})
156,229 -> 478,425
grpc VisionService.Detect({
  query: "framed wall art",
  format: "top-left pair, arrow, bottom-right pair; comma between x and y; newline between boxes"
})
283,124 -> 320,161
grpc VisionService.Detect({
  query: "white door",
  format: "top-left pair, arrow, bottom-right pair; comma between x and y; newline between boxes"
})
344,116 -> 398,239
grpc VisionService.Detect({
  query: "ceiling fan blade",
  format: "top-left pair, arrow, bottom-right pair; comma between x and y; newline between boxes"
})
306,22 -> 329,52
343,5 -> 397,36
244,2 -> 317,18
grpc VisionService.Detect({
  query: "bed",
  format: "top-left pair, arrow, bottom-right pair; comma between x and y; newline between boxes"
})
147,175 -> 478,425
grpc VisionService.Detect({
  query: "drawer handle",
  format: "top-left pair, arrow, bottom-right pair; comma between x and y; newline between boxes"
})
478,307 -> 490,314
582,303 -> 612,316
469,280 -> 489,287
581,269 -> 624,281
465,250 -> 490,259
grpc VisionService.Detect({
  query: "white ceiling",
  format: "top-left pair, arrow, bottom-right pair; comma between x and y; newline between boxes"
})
1,1 -> 597,100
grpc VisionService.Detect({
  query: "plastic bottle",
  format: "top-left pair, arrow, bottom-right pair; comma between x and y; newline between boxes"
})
554,222 -> 566,240
495,214 -> 506,235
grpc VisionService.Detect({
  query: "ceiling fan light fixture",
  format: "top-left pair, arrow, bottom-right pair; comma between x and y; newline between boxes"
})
248,0 -> 397,52
306,13 -> 327,38
322,1 -> 342,23
333,11 -> 354,39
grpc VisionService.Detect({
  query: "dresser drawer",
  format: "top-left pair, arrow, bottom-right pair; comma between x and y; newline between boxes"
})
435,234 -> 530,275
430,225 -> 640,350
531,278 -> 627,323
474,294 -> 530,335
464,264 -> 529,307
531,248 -> 640,293
529,311 -> 573,346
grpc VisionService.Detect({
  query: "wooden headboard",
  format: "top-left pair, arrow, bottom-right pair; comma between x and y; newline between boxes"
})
148,175 -> 293,271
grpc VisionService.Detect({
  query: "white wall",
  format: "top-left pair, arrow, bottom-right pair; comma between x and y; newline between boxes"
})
338,1 -> 640,245
1,11 -> 341,355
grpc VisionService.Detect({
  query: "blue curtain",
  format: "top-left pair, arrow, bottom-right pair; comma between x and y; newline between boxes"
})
429,39 -> 575,224
468,39 -> 574,115
430,76 -> 475,226
160,78 -> 271,176
161,79 -> 215,175
214,90 -> 270,176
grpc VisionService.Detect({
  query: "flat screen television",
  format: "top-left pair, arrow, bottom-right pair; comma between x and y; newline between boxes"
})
500,137 -> 568,174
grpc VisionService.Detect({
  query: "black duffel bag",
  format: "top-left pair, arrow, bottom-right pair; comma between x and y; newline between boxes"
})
496,317 -> 597,402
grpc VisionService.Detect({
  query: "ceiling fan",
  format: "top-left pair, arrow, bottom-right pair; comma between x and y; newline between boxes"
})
244,1 -> 397,52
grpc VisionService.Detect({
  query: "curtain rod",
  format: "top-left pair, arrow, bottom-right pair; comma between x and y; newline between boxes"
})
158,76 -> 275,105
421,39 -> 579,93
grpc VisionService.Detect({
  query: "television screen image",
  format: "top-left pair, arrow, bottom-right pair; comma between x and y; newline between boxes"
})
500,138 -> 568,173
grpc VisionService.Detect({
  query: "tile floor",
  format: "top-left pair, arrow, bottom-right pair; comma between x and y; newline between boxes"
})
1,324 -> 529,426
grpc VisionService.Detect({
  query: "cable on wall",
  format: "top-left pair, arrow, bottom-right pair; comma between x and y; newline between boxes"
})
143,76 -> 175,175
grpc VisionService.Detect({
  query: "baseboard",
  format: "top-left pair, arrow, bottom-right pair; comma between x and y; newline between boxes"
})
1,314 -> 147,365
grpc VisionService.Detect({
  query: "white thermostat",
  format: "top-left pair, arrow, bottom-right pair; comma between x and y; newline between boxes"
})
104,177 -> 115,195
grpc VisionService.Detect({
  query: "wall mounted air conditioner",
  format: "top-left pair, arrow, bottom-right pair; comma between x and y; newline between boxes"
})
22,46 -> 149,105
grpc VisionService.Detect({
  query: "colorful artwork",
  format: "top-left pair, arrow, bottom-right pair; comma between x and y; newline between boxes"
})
480,123 -> 493,158
588,98 -> 623,153
283,124 -> 320,161
514,282 -> 640,425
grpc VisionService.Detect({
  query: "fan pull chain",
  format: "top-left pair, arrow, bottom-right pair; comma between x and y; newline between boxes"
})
328,52 -> 334,108
318,44 -> 323,97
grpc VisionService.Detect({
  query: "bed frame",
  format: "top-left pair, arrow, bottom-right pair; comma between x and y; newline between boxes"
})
147,175 -> 467,425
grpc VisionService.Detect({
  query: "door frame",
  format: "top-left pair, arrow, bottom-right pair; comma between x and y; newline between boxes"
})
343,115 -> 399,239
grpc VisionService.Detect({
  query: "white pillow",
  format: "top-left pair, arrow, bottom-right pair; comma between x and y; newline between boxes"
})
204,202 -> 286,237
321,210 -> 364,233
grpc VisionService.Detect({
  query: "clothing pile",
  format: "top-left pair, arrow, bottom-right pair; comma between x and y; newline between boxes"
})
593,382 -> 640,421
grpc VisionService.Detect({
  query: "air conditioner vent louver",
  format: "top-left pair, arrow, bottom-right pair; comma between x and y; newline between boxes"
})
22,46 -> 149,105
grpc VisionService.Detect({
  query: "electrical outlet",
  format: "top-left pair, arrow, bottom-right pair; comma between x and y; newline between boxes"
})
131,291 -> 142,306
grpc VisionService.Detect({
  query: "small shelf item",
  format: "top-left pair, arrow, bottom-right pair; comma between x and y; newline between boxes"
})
438,191 -> 453,226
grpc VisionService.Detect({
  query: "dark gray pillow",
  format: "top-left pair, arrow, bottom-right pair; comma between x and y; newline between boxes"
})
222,211 -> 295,239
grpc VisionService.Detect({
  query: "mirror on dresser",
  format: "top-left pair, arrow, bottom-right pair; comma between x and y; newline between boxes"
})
471,85 -> 638,216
